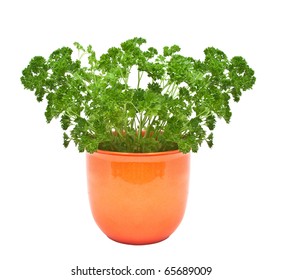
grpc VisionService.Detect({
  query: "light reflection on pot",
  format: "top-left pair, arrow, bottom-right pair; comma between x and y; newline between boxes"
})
111,161 -> 165,184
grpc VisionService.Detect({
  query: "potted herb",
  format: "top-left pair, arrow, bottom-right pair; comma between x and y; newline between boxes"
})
21,37 -> 256,245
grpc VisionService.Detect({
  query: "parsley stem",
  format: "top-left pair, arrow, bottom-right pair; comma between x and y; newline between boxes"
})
137,70 -> 141,89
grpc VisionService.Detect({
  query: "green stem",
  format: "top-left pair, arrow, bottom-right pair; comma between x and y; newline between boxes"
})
78,51 -> 87,61
162,81 -> 171,91
137,70 -> 141,89
165,82 -> 174,95
138,113 -> 143,140
166,82 -> 178,97
144,116 -> 156,138
197,109 -> 212,119
124,66 -> 132,88
123,103 -> 128,133
118,68 -> 128,87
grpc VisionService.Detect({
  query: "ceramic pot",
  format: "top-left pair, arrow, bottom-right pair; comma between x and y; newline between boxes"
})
86,150 -> 190,245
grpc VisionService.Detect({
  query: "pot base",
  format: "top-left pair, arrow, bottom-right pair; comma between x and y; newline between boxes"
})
107,235 -> 170,246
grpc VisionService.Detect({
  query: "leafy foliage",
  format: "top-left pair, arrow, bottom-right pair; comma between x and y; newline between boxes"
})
21,38 -> 256,153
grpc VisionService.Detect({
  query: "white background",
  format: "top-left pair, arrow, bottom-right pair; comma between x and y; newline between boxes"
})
0,0 -> 281,279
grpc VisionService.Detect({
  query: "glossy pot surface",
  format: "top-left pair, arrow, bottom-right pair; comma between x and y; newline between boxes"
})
86,150 -> 190,245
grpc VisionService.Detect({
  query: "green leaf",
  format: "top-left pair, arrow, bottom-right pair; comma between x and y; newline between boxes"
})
60,114 -> 71,130
206,114 -> 216,130
20,38 -> 256,154
63,132 -> 70,148
206,133 -> 214,148
163,45 -> 181,56
74,42 -> 85,52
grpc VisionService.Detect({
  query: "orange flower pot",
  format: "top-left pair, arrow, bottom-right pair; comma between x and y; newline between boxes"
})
86,150 -> 190,245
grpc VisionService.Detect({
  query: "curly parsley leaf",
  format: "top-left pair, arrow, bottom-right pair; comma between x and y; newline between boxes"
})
21,38 -> 256,153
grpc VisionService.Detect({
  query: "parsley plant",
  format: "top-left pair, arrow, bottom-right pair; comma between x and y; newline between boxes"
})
21,38 -> 256,153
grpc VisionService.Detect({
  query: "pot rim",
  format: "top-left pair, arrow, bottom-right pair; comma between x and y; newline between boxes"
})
91,149 -> 182,157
